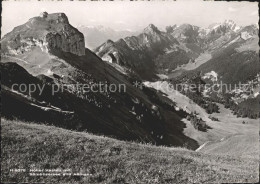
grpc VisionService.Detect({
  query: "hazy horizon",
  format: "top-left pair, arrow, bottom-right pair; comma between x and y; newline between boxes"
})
1,0 -> 258,36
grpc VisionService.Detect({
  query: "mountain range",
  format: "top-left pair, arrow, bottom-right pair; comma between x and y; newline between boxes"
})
95,20 -> 259,83
1,11 -> 259,183
1,12 -> 259,148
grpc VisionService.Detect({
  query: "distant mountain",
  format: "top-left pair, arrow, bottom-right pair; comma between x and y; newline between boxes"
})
95,20 -> 259,117
182,24 -> 259,84
167,24 -> 201,44
77,25 -> 137,50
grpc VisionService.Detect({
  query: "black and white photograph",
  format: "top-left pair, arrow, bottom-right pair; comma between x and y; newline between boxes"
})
1,0 -> 259,183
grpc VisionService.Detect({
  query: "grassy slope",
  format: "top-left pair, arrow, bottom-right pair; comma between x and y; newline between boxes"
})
144,81 -> 259,148
1,119 -> 258,184
183,103 -> 259,147
196,103 -> 259,159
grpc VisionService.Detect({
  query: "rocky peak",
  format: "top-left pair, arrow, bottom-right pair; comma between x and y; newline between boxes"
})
170,24 -> 200,43
165,25 -> 178,33
144,24 -> 161,35
1,12 -> 85,56
94,39 -> 115,56
208,20 -> 240,34
100,39 -> 115,48
222,20 -> 240,31
45,12 -> 69,24
223,20 -> 235,27
40,11 -> 48,18
239,24 -> 258,36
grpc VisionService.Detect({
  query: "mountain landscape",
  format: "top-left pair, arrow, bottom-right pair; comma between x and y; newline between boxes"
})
95,20 -> 259,83
1,11 -> 259,183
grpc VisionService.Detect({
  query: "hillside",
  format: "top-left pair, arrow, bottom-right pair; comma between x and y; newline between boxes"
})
1,118 -> 258,184
144,81 -> 259,145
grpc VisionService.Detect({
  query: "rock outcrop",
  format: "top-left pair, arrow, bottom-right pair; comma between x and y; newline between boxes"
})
1,12 -> 85,56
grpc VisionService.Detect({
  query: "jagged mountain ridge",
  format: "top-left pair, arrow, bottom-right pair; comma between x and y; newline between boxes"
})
95,20 -> 259,83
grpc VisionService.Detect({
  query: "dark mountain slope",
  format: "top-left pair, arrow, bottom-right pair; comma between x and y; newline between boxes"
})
192,50 -> 259,85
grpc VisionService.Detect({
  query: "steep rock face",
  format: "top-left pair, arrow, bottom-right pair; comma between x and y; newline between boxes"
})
1,12 -> 85,56
43,26 -> 85,55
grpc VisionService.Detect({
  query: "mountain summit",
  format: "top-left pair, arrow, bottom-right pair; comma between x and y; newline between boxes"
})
1,12 -> 85,56
143,24 -> 161,35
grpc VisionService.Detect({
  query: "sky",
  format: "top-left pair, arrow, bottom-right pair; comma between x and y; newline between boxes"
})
1,0 -> 259,36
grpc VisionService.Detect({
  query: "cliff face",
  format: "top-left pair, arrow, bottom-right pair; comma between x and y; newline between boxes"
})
1,12 -> 85,56
43,25 -> 85,56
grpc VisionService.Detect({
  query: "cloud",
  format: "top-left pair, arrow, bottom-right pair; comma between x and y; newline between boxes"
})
40,8 -> 46,12
88,19 -> 96,23
125,28 -> 133,32
228,7 -> 238,12
115,20 -> 126,25
250,11 -> 258,16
